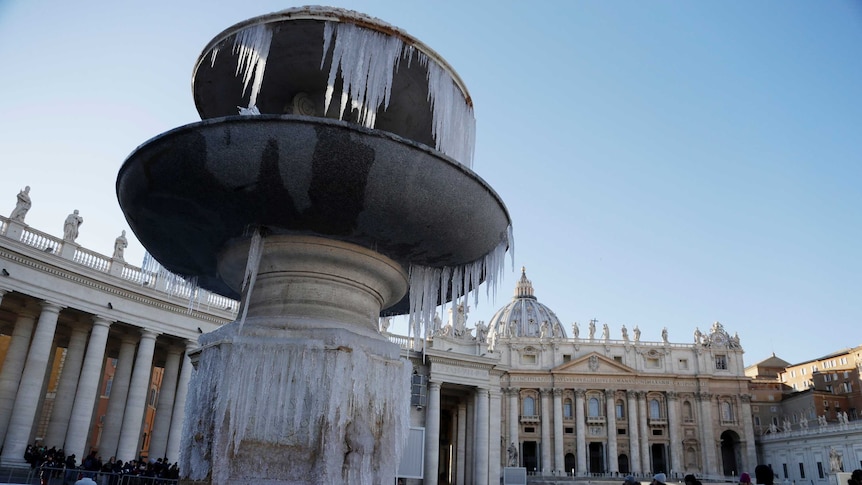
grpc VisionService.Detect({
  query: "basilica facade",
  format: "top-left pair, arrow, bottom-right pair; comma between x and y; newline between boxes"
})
396,269 -> 756,484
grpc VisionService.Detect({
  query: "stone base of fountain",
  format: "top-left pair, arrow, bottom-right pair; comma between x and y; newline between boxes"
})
179,236 -> 411,484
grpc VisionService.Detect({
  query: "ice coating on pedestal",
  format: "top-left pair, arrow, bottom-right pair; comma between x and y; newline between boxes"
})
180,327 -> 411,484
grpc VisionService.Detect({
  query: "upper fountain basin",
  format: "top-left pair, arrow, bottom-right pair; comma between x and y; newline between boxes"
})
192,5 -> 475,167
116,115 -> 510,307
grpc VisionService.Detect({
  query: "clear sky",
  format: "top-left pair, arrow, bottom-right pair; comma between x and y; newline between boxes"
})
1,1 -> 860,366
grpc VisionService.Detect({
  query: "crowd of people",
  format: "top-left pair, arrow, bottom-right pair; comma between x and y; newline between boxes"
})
24,444 -> 179,485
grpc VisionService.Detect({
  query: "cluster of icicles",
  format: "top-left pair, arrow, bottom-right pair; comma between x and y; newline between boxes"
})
209,18 -> 477,168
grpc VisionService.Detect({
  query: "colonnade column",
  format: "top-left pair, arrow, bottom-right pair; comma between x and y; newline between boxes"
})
0,310 -> 38,448
99,336 -> 137,458
424,380 -> 442,485
739,394 -> 757,473
605,390 -> 618,473
626,390 -> 641,474
489,389 -> 502,485
507,387 -> 520,464
575,389 -> 586,475
697,392 -> 716,475
147,345 -> 182,460
44,322 -> 89,448
166,342 -> 195,463
116,329 -> 158,462
553,388 -> 564,474
464,394 -> 474,483
456,403 -> 467,485
474,387 -> 490,485
0,301 -> 64,467
540,388 -> 551,475
637,391 -> 650,473
64,316 -> 112,460
666,391 -> 681,477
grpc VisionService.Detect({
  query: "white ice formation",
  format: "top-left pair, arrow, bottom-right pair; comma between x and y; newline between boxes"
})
408,224 -> 514,339
180,323 -> 411,484
220,18 -> 476,168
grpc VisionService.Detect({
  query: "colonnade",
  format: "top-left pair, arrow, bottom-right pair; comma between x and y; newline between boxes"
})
0,292 -> 195,467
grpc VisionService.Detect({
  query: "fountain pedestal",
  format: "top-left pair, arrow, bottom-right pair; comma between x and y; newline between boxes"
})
182,236 -> 410,484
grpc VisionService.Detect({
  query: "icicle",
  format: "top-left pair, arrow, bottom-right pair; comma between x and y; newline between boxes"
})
406,224 -> 513,339
236,229 -> 264,334
232,24 -> 272,110
321,21 -> 475,168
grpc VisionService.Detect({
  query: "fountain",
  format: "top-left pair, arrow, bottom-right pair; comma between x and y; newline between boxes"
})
117,6 -> 511,484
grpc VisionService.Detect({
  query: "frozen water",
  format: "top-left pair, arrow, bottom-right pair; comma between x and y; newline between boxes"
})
236,229 -> 264,334
232,23 -> 272,111
221,19 -> 475,167
180,325 -> 410,484
408,224 -> 513,338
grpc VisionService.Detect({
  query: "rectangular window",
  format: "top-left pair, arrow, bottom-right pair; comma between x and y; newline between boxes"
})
817,462 -> 824,479
679,359 -> 688,369
799,463 -> 805,479
565,427 -> 574,434
522,354 -> 537,364
791,370 -> 796,377
754,416 -> 761,426
563,354 -> 571,362
782,464 -> 788,478
647,357 -> 660,368
652,429 -> 663,436
801,368 -> 806,375
618,428 -> 626,435
104,378 -> 113,397
613,356 -> 623,363
715,355 -> 728,370
824,374 -> 831,382
524,427 -> 535,433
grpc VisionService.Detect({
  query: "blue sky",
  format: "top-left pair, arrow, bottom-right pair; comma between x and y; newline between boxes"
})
1,1 -> 859,366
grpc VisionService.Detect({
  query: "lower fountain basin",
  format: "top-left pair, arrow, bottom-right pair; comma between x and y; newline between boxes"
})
117,115 -> 510,313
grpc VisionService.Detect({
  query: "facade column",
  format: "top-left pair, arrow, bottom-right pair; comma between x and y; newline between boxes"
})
666,391 -> 682,478
64,316 -> 112,460
739,394 -> 757,473
456,402 -> 467,485
100,335 -> 137,458
0,310 -> 37,448
606,389 -> 618,473
116,329 -> 158,462
489,389 -> 502,485
424,380 -> 442,485
698,392 -> 716,476
166,341 -> 195,463
148,345 -> 182,460
508,387 -> 520,464
474,387 -> 490,485
44,323 -> 89,448
575,389 -> 586,476
464,393 -> 474,484
626,390 -> 641,474
0,301 -> 64,467
540,388 -> 551,475
638,391 -> 650,473
553,388 -> 564,475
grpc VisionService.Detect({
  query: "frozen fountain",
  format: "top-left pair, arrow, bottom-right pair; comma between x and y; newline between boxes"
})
117,6 -> 511,484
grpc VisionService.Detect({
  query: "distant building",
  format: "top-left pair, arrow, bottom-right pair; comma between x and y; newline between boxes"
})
746,347 -> 862,484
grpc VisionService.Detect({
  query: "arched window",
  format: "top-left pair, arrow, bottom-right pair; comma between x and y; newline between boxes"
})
523,396 -> 536,416
649,398 -> 661,419
683,401 -> 693,421
721,401 -> 733,421
588,397 -> 600,417
616,399 -> 625,419
564,399 -> 573,418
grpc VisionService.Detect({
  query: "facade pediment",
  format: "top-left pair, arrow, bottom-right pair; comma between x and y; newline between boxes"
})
552,352 -> 635,375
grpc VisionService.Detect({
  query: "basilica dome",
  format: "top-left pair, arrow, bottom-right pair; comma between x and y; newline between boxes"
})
487,268 -> 566,339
